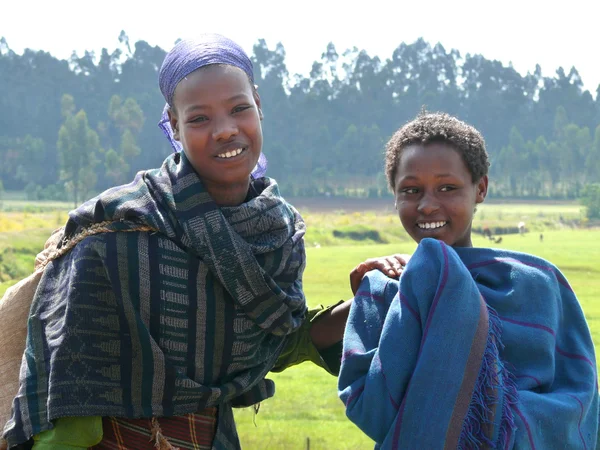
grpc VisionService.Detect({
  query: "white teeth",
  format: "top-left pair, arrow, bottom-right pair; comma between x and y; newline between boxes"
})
418,221 -> 447,230
217,148 -> 244,158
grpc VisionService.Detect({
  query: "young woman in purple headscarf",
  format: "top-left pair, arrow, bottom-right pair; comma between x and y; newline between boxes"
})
2,34 -> 405,450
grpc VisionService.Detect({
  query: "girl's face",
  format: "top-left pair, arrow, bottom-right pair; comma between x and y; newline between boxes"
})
393,143 -> 487,248
168,65 -> 263,191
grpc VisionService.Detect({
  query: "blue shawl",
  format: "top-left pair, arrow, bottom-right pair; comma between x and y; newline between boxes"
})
4,152 -> 307,449
339,238 -> 598,449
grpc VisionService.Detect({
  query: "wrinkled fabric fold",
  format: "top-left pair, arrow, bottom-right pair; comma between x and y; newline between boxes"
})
339,238 -> 598,449
4,152 -> 307,449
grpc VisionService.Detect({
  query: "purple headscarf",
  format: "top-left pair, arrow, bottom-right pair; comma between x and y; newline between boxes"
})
157,34 -> 267,178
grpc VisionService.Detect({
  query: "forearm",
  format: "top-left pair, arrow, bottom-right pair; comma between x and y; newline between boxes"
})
271,300 -> 350,375
309,299 -> 352,350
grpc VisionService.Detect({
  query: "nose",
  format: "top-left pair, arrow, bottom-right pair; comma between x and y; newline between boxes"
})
417,192 -> 440,215
212,116 -> 239,141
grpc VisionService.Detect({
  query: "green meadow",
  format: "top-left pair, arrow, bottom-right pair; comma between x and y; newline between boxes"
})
236,226 -> 600,449
0,199 -> 598,449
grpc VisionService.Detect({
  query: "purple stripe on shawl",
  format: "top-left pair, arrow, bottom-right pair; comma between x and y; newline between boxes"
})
392,240 -> 450,445
513,405 -> 536,450
374,353 -> 400,410
399,293 -> 420,322
566,394 -> 587,450
344,386 -> 364,407
444,296 -> 490,449
355,290 -> 386,304
556,346 -> 595,369
499,316 -> 556,336
341,348 -> 362,363
515,374 -> 542,388
504,427 -> 513,450
466,258 -> 573,292
500,317 -> 595,368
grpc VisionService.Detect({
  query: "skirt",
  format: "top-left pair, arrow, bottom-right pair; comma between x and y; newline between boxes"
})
89,408 -> 217,450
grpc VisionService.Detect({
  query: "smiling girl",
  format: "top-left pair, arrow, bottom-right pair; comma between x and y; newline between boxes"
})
2,34 -> 403,450
340,112 -> 599,449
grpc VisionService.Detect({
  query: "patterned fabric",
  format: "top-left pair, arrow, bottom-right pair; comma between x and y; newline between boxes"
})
4,151 -> 307,450
339,238 -> 599,449
91,409 -> 217,450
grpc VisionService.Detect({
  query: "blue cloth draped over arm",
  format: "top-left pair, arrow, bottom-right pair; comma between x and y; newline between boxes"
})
338,238 -> 599,449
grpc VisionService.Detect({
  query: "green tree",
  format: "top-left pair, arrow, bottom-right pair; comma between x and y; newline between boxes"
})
101,96 -> 145,185
580,184 -> 600,219
15,135 -> 47,185
57,100 -> 100,206
585,125 -> 600,182
104,148 -> 128,185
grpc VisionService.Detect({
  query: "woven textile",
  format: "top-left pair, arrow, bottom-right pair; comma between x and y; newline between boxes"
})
4,151 -> 307,450
339,238 -> 598,449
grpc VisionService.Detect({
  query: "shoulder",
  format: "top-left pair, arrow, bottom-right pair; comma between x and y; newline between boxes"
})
357,270 -> 398,303
457,246 -> 570,292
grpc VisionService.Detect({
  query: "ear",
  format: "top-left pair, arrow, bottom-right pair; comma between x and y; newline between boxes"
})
167,107 -> 180,141
475,175 -> 488,204
253,90 -> 263,120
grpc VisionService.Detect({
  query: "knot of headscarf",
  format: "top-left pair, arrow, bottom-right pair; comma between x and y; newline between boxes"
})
157,33 -> 267,177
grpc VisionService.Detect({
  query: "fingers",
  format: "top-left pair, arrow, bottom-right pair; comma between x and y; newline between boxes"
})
349,263 -> 368,295
385,257 -> 403,278
391,253 -> 411,266
351,253 -> 414,294
361,257 -> 402,278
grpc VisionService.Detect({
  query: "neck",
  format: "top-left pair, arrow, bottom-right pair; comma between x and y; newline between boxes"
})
204,179 -> 251,206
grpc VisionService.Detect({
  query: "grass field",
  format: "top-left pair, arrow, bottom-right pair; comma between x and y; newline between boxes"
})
0,200 -> 598,449
235,228 -> 600,449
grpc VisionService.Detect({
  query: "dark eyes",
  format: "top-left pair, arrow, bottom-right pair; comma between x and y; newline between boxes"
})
232,105 -> 252,113
189,105 -> 252,123
440,185 -> 456,192
400,187 -> 419,195
399,185 -> 456,195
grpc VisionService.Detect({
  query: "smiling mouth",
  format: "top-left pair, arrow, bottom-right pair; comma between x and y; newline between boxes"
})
417,221 -> 447,230
216,147 -> 247,159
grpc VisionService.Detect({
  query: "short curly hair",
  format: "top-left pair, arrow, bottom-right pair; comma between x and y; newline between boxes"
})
385,111 -> 490,191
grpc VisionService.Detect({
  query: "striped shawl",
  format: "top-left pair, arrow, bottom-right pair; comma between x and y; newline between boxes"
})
339,238 -> 598,449
4,152 -> 307,449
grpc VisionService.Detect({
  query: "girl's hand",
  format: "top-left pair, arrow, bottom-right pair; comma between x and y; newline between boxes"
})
349,254 -> 411,295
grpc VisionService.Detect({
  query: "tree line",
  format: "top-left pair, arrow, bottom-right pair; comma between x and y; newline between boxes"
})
1,33 -> 599,204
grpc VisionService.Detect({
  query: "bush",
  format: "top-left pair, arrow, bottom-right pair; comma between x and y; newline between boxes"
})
472,225 -> 521,236
23,182 -> 67,201
581,184 -> 600,220
332,225 -> 386,243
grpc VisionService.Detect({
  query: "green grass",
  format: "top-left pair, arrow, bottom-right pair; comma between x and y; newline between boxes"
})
0,202 -> 598,448
234,228 -> 600,449
1,199 -> 74,213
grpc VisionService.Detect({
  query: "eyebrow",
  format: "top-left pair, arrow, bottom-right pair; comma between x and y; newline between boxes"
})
399,173 -> 456,181
183,94 -> 251,115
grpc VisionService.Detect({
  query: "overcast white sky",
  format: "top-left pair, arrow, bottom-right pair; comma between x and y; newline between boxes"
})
2,0 -> 598,93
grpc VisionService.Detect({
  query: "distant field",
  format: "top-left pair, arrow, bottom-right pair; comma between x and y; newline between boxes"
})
0,199 -> 598,449
234,228 -> 600,449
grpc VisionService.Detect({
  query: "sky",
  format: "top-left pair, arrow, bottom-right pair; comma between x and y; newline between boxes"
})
2,0 -> 599,94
